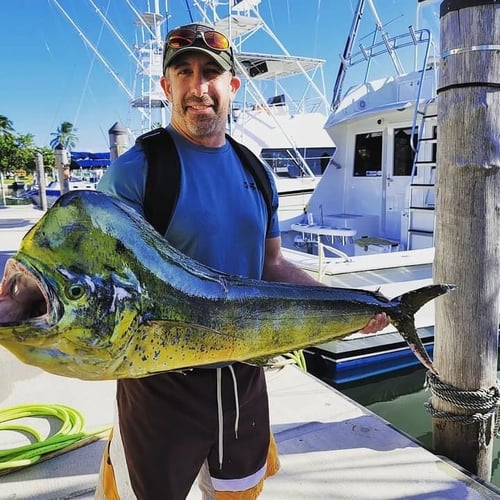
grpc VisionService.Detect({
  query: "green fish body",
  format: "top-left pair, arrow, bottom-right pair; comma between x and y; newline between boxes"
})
0,191 -> 453,380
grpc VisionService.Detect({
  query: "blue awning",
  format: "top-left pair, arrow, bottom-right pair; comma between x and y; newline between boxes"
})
70,151 -> 111,168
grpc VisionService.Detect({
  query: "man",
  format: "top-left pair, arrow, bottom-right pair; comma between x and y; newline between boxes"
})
95,23 -> 388,499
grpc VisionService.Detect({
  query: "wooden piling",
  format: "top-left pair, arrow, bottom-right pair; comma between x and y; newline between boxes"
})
433,0 -> 500,480
35,152 -> 48,211
54,143 -> 70,195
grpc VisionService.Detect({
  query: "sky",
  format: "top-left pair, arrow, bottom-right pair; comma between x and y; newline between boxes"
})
0,0 -> 439,152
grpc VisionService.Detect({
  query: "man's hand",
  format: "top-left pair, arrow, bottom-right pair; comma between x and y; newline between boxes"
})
359,313 -> 390,334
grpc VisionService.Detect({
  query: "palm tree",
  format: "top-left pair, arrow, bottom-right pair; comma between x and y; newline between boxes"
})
50,121 -> 78,151
0,115 -> 14,136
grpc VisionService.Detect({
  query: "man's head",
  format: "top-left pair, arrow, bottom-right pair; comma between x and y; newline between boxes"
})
162,23 -> 235,76
160,23 -> 240,146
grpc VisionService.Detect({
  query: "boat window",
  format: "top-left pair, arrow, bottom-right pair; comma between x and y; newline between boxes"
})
393,127 -> 418,176
261,147 -> 335,178
353,132 -> 382,177
266,94 -> 286,107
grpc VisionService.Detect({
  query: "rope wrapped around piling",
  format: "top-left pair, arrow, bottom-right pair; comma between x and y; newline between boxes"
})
424,371 -> 500,448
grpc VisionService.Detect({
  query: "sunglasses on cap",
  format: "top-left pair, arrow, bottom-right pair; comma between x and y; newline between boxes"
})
166,28 -> 231,51
163,26 -> 234,74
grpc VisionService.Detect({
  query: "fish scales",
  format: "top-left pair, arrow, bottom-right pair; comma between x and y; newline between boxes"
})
0,190 -> 454,380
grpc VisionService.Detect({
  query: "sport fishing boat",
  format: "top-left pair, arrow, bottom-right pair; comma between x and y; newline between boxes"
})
51,0 -> 336,221
280,0 -> 441,383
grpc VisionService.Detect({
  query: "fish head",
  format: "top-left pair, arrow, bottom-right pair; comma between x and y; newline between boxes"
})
0,190 -> 146,379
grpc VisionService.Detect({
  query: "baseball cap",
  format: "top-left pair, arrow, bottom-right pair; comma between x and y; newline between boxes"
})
162,23 -> 235,75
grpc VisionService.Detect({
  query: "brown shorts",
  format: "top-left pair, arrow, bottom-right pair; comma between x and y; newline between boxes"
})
98,363 -> 278,499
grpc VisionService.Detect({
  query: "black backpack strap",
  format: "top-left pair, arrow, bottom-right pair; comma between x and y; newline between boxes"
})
225,134 -> 275,230
136,128 -> 180,235
138,127 -> 275,235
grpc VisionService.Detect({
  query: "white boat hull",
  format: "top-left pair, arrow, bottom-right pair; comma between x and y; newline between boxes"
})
29,181 -> 97,207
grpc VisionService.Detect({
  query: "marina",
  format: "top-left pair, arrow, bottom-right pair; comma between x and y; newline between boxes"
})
0,203 -> 499,499
338,363 -> 500,490
1,0 -> 444,384
1,0 -> 499,496
9,151 -> 110,208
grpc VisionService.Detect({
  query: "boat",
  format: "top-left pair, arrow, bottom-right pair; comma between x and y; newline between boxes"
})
27,152 -> 109,207
280,0 -> 441,383
51,0 -> 336,221
27,178 -> 98,208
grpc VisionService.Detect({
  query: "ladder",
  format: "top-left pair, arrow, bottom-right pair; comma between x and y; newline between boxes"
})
406,99 -> 438,250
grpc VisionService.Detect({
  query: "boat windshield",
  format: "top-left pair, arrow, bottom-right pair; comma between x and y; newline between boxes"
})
261,147 -> 336,178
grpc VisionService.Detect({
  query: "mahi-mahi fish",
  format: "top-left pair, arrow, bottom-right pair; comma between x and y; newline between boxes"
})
0,190 -> 453,380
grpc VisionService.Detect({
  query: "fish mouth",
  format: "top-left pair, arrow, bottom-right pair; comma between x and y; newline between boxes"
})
0,258 -> 61,328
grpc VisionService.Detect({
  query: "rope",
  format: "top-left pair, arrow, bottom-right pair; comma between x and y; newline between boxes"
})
282,350 -> 308,371
424,372 -> 500,448
0,403 -> 110,471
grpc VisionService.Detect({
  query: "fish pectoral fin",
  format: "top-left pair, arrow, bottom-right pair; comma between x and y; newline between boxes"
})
245,355 -> 302,370
244,355 -> 276,367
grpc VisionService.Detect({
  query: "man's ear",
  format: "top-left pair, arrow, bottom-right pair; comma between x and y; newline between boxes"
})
160,75 -> 171,101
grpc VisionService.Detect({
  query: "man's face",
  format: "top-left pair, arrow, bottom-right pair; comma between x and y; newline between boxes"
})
161,52 -> 240,143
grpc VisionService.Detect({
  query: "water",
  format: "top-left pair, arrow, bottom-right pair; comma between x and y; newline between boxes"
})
1,186 -> 32,206
331,365 -> 500,487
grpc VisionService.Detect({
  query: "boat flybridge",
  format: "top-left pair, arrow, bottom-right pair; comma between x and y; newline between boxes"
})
279,0 -> 442,383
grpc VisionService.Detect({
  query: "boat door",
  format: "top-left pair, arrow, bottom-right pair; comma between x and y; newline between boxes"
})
383,126 -> 417,241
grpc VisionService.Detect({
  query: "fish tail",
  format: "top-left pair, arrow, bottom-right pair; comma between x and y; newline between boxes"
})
398,284 -> 455,316
392,284 -> 456,376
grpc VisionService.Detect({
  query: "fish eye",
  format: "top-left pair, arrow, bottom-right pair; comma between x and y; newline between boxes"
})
65,282 -> 86,300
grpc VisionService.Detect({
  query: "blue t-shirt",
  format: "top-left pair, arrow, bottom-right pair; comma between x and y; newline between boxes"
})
98,126 -> 279,279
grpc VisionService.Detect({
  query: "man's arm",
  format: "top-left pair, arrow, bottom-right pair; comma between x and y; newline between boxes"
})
262,236 -> 389,334
262,236 -> 321,285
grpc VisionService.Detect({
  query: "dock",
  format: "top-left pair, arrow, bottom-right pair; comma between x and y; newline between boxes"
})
1,204 -> 499,499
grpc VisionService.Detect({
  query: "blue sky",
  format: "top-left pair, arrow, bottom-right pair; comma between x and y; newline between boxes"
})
0,0 -> 438,152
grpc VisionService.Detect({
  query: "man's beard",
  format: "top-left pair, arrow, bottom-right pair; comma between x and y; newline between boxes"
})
186,114 -> 220,137
180,97 -> 226,137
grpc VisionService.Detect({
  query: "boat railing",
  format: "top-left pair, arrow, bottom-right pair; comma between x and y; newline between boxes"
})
331,26 -> 433,112
410,96 -> 437,176
350,23 -> 437,188
317,240 -> 352,283
350,27 -> 432,72
407,29 -> 435,154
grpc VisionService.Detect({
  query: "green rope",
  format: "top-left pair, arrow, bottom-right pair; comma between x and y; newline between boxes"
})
0,403 -> 110,471
283,350 -> 308,371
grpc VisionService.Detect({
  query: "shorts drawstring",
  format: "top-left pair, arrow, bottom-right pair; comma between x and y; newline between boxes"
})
216,366 -> 240,469
216,368 -> 223,469
229,365 -> 240,439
